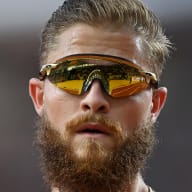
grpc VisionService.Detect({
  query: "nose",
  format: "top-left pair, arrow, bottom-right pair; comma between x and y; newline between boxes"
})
80,80 -> 110,113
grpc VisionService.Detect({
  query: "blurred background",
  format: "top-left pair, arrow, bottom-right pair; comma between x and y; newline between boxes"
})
0,0 -> 191,191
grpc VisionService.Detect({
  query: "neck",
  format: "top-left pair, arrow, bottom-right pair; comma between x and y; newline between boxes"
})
51,174 -> 149,192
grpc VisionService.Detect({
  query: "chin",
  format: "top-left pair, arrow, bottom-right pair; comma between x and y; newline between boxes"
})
71,137 -> 111,165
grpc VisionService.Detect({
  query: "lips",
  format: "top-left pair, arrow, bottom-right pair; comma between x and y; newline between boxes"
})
77,123 -> 110,135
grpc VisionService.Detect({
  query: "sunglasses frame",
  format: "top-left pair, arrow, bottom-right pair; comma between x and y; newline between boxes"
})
39,53 -> 158,97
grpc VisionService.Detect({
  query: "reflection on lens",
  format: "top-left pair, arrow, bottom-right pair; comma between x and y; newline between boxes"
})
55,80 -> 84,95
110,82 -> 148,97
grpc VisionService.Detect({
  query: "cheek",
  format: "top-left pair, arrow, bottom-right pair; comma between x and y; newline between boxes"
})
43,82 -> 80,130
114,91 -> 152,133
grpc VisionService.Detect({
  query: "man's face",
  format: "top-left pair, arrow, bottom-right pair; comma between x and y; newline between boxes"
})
29,23 -> 167,191
43,23 -> 154,138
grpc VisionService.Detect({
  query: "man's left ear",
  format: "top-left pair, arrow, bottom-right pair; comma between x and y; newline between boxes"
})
151,87 -> 167,122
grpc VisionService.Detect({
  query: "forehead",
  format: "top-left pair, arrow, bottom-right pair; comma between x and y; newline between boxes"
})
56,53 -> 137,65
47,23 -> 150,71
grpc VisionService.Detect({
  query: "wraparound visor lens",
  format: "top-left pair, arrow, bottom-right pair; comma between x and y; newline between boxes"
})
39,54 -> 158,98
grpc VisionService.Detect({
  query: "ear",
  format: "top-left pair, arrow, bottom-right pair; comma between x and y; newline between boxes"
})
29,78 -> 44,116
151,87 -> 167,122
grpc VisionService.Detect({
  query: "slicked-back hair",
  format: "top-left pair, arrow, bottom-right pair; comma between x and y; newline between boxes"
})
40,0 -> 171,79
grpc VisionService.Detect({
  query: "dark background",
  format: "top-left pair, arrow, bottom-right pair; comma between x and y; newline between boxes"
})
0,1 -> 192,192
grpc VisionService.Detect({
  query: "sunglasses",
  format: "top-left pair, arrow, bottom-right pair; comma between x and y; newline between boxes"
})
39,54 -> 158,98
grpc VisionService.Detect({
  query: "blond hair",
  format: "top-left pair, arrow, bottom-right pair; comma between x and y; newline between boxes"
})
40,0 -> 172,78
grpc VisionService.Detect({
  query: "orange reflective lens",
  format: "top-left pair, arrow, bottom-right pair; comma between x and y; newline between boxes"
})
39,54 -> 158,98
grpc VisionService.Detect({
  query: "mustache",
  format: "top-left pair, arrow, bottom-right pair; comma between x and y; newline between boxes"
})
64,112 -> 125,140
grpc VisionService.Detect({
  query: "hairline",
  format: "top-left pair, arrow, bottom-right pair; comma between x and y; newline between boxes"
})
41,22 -> 154,70
39,0 -> 172,79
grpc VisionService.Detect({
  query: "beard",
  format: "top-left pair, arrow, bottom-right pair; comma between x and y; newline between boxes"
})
36,111 -> 155,192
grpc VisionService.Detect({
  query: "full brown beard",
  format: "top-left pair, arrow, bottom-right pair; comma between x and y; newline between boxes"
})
36,112 -> 155,192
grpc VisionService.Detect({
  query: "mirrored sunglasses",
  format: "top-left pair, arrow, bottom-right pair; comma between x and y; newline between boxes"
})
39,54 -> 158,98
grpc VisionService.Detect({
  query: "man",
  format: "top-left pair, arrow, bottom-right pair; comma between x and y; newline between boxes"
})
29,0 -> 171,191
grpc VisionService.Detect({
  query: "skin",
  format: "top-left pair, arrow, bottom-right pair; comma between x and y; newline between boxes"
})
29,23 -> 167,192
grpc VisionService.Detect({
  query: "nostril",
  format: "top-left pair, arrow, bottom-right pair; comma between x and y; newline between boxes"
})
82,104 -> 91,111
98,106 -> 105,112
82,103 -> 108,113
